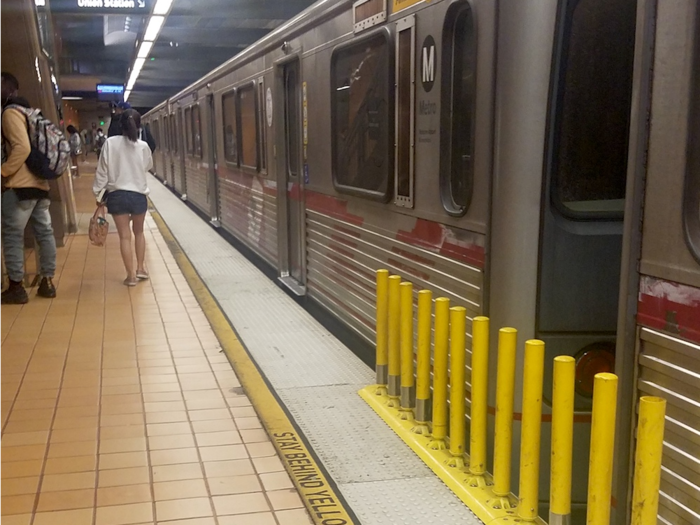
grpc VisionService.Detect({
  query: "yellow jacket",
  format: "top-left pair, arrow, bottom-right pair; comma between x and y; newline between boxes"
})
1,107 -> 50,191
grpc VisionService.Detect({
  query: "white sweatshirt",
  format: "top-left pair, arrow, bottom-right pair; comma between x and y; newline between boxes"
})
93,136 -> 153,197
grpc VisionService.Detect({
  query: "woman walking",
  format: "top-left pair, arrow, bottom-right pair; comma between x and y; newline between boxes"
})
93,109 -> 152,286
67,125 -> 83,177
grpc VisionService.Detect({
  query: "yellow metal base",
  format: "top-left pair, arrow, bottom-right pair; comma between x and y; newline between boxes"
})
359,385 -> 547,525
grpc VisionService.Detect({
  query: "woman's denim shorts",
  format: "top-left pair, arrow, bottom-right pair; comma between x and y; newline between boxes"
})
106,190 -> 148,216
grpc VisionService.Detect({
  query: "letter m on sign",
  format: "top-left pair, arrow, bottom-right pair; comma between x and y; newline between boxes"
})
422,45 -> 435,83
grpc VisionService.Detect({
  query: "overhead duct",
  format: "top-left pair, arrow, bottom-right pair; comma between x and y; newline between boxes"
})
104,15 -> 137,46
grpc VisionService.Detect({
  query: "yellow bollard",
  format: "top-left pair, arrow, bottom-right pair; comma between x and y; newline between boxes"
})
428,297 -> 450,450
375,269 -> 389,393
493,327 -> 517,497
550,356 -> 575,525
586,373 -> 618,525
469,316 -> 489,477
387,275 -> 402,407
518,340 -> 545,521
412,290 -> 432,434
631,396 -> 666,525
399,282 -> 415,419
448,306 -> 467,468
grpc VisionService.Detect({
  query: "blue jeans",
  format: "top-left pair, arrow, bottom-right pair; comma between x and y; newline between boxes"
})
1,189 -> 56,282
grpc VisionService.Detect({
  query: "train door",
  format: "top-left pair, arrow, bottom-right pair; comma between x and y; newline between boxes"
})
206,94 -> 220,225
538,0 -> 638,518
276,57 -> 305,294
169,115 -> 176,188
177,108 -> 186,195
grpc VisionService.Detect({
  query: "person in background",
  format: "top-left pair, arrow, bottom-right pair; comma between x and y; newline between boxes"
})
66,125 -> 82,177
80,128 -> 89,160
95,127 -> 106,157
93,109 -> 152,287
1,71 -> 57,304
108,101 -> 156,152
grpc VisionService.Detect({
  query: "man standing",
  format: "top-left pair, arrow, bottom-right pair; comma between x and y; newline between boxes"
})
1,72 -> 57,304
108,101 -> 156,152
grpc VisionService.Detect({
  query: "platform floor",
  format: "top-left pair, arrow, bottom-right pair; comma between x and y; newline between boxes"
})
146,179 -> 481,525
1,163 -> 313,525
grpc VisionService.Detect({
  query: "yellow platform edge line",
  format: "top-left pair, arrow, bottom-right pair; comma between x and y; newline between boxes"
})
359,386 -> 547,525
151,210 -> 357,525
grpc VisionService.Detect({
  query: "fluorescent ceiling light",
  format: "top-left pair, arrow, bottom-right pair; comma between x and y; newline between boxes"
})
143,16 -> 165,41
137,41 -> 153,59
124,90 -> 131,101
62,96 -> 83,100
133,57 -> 146,75
153,0 -> 173,15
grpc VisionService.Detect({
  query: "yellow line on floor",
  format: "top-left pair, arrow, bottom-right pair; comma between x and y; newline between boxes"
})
150,210 -> 357,525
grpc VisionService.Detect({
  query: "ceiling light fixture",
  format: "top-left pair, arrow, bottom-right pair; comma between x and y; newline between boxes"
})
62,96 -> 83,100
124,2 -> 174,102
143,15 -> 165,42
153,0 -> 174,15
137,41 -> 153,59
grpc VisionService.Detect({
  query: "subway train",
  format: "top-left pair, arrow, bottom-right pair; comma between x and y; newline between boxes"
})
143,0 -> 700,523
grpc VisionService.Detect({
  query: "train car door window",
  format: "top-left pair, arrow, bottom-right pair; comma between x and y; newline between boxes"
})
222,91 -> 238,165
551,0 -> 636,219
285,67 -> 300,179
238,84 -> 259,170
258,78 -> 267,172
170,115 -> 178,154
395,15 -> 415,208
440,1 -> 476,215
283,59 -> 304,285
184,107 -> 192,155
684,12 -> 700,262
192,104 -> 203,158
330,28 -> 392,200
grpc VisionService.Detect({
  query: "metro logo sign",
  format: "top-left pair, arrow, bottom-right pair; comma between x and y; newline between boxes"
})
50,0 -> 150,13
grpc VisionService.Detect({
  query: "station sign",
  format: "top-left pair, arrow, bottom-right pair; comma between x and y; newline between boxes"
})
48,0 -> 151,15
97,84 -> 124,102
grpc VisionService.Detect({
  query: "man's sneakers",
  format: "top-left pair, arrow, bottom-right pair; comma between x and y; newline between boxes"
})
37,277 -> 56,298
1,281 -> 29,304
1,277 -> 56,304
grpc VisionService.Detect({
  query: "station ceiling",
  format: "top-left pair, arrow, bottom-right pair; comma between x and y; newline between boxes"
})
54,0 -> 316,112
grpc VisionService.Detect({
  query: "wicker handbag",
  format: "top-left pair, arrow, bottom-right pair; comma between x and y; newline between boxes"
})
89,204 -> 109,246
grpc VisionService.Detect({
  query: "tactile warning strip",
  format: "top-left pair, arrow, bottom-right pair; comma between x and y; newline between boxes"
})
148,178 -> 482,525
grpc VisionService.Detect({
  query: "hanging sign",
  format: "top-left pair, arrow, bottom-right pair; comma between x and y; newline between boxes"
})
50,0 -> 151,14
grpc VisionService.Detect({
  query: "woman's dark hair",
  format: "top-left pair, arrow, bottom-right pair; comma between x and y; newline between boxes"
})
120,109 -> 141,143
6,96 -> 30,108
66,125 -> 78,134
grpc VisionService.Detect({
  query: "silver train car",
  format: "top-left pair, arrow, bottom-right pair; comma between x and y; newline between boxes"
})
143,0 -> 700,523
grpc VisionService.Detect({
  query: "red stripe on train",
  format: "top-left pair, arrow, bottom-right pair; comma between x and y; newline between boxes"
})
636,275 -> 700,344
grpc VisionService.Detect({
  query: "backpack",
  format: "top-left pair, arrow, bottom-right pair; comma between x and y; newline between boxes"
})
4,104 -> 71,180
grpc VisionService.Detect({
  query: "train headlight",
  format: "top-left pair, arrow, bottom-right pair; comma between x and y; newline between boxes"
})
574,341 -> 616,398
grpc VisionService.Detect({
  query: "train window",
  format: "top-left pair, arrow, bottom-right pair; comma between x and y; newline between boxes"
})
284,64 -> 300,177
163,117 -> 170,151
170,115 -> 178,154
551,0 -> 636,218
238,84 -> 259,170
440,1 -> 476,216
192,104 -> 202,158
331,28 -> 392,199
395,16 -> 415,208
684,17 -> 700,263
184,107 -> 192,154
222,91 -> 238,164
258,79 -> 267,172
